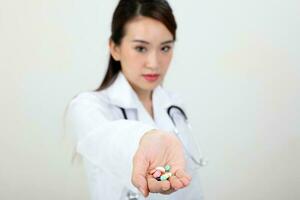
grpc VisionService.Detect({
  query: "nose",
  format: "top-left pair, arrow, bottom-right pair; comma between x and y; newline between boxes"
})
146,51 -> 159,70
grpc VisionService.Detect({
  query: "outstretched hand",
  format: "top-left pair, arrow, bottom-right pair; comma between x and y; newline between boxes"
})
132,130 -> 191,197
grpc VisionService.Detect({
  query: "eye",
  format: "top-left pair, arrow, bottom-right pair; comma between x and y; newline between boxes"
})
161,45 -> 172,53
135,46 -> 147,53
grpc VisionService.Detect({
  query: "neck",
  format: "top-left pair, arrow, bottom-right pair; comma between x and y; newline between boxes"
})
135,89 -> 152,104
131,85 -> 154,118
130,83 -> 152,102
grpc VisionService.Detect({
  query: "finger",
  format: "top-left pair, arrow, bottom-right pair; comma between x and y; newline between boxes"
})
169,175 -> 184,190
132,153 -> 149,197
147,175 -> 171,193
160,188 -> 175,195
175,169 -> 192,187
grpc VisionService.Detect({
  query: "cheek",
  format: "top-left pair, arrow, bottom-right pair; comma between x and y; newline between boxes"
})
122,50 -> 144,69
161,54 -> 173,69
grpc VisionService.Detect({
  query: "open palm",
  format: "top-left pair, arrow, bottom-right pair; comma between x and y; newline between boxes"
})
132,130 -> 191,197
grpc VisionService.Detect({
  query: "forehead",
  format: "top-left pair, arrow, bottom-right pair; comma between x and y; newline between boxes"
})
123,16 -> 173,43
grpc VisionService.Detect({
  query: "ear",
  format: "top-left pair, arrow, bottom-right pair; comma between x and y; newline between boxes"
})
109,39 -> 121,61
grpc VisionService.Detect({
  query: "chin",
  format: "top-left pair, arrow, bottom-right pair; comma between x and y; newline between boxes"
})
143,83 -> 160,91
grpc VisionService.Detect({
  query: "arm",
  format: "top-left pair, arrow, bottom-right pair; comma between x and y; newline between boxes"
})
65,93 -> 192,196
65,93 -> 154,189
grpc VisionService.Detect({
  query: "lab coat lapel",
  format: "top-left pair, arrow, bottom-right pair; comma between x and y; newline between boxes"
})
104,72 -> 156,127
105,72 -> 182,131
104,72 -> 139,109
152,86 -> 180,133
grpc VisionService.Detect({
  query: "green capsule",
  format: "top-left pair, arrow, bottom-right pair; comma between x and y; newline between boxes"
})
160,174 -> 168,181
164,165 -> 171,172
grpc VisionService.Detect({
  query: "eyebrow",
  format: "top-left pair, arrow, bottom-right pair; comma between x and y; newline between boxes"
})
132,39 -> 174,45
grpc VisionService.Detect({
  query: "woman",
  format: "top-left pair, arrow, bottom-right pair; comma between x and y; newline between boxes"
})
66,0 -> 204,199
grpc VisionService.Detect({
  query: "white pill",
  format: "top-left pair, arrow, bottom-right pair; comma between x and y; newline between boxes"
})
155,166 -> 166,173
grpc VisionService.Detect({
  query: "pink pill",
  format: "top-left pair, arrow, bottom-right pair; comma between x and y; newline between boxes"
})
155,166 -> 166,173
153,170 -> 162,178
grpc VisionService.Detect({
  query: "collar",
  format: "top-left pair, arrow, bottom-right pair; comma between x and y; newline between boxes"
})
104,72 -> 181,109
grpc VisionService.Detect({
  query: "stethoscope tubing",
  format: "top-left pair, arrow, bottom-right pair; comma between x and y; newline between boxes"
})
119,105 -> 206,167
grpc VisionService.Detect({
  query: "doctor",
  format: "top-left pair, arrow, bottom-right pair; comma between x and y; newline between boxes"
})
66,0 -> 204,199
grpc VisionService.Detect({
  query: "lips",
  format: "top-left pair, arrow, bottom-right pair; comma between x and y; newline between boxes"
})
142,74 -> 160,82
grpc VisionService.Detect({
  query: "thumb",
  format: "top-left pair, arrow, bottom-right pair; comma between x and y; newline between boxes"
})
131,152 -> 149,197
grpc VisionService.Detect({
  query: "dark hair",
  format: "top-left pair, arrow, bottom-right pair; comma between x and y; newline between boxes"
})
96,0 -> 177,91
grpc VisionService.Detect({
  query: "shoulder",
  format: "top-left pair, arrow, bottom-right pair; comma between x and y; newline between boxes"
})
66,90 -> 114,118
69,90 -> 109,107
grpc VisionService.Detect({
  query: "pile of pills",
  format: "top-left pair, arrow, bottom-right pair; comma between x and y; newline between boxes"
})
150,165 -> 172,181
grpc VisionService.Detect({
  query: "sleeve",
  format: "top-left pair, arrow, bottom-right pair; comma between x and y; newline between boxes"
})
65,93 -> 155,188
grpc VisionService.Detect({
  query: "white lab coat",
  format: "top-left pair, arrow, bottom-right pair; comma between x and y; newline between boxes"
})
66,72 -> 204,200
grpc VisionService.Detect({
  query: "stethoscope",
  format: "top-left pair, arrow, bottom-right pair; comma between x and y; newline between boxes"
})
167,105 -> 206,167
120,105 -> 206,200
119,105 -> 206,167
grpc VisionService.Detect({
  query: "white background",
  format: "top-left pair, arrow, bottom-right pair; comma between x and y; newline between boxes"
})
0,0 -> 299,199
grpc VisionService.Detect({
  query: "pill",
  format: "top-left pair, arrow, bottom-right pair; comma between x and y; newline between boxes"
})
164,172 -> 172,178
155,166 -> 166,173
153,170 -> 162,178
150,169 -> 157,174
153,165 -> 172,181
160,175 -> 167,181
164,165 -> 171,172
160,174 -> 168,181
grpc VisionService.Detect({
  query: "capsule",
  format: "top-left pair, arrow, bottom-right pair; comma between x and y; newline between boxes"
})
153,170 -> 162,178
160,174 -> 168,181
164,165 -> 171,172
153,165 -> 172,181
159,172 -> 172,181
155,166 -> 166,173
164,172 -> 172,178
150,169 -> 157,174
